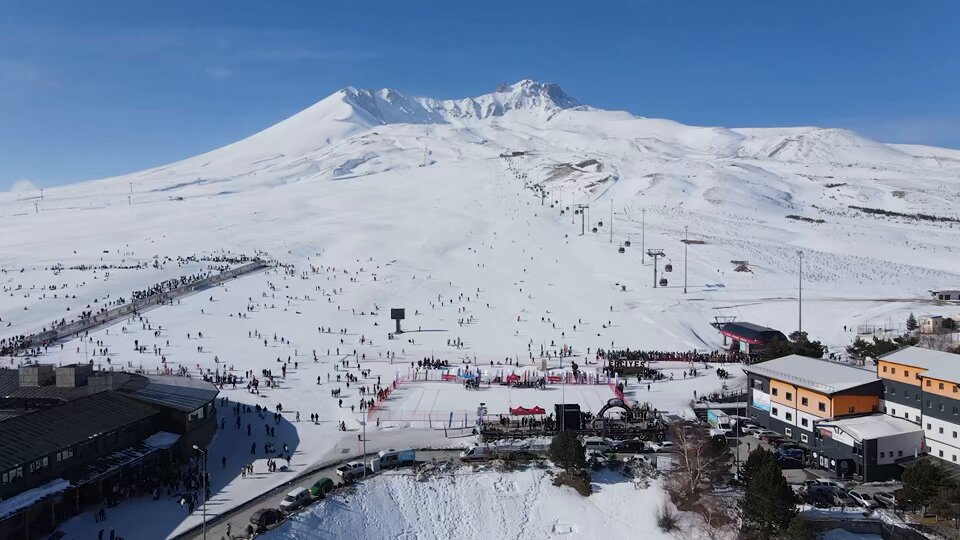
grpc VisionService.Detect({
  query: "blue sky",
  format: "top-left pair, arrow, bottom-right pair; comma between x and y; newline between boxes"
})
1,1 -> 958,190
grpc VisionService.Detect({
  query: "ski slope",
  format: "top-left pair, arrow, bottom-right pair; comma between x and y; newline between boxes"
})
3,79 -> 960,539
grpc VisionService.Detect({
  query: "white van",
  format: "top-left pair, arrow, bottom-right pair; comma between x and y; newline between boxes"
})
279,487 -> 310,512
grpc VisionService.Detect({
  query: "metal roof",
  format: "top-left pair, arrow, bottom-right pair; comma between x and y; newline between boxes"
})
0,369 -> 19,397
118,374 -> 218,412
4,384 -> 91,401
821,414 -> 923,441
720,322 -> 786,344
880,346 -> 960,383
742,355 -> 878,394
0,392 -> 158,471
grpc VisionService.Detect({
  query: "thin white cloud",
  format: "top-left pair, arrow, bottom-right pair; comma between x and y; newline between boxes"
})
10,179 -> 39,192
205,67 -> 233,81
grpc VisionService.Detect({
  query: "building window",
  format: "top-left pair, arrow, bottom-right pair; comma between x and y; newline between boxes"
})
892,368 -> 897,374
941,450 -> 945,457
954,455 -> 957,462
898,451 -> 903,457
880,452 -> 885,458
891,388 -> 897,396
941,403 -> 945,412
772,406 -> 779,415
56,448 -> 74,462
818,402 -> 826,412
927,400 -> 932,409
953,406 -> 958,415
904,390 -> 910,398
941,427 -> 945,434
801,418 -> 809,427
890,408 -> 895,415
801,397 -> 809,406
785,428 -> 792,437
786,392 -> 793,401
916,415 -> 921,422
927,380 -> 932,387
786,412 -> 793,421
928,423 -> 933,430
954,431 -> 957,438
772,388 -> 778,396
29,457 -> 48,474
883,366 -> 888,372
940,382 -> 946,390
801,434 -> 808,443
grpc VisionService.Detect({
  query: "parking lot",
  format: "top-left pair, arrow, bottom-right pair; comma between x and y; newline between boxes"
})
723,427 -> 903,510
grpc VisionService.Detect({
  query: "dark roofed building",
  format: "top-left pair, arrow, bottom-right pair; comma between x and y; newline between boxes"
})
717,321 -> 787,354
0,392 -> 159,485
0,366 -> 220,539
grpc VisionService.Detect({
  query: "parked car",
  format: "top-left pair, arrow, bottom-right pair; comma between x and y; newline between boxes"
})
752,429 -> 777,439
759,432 -> 784,444
847,490 -> 877,509
309,477 -> 336,498
815,479 -> 845,490
606,438 -> 648,454
279,487 -> 311,513
648,441 -> 675,452
740,424 -> 765,436
582,436 -> 615,452
336,461 -> 368,480
873,491 -> 897,508
832,489 -> 856,507
250,508 -> 283,531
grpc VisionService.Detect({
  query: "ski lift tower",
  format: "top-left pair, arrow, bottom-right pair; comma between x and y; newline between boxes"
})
646,249 -> 665,287
575,203 -> 590,235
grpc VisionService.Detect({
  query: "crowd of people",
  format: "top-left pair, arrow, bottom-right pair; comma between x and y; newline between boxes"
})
597,348 -> 758,364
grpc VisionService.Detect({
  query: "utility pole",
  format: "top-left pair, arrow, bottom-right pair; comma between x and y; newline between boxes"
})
40,188 -> 44,200
647,249 -> 664,288
683,226 -> 688,294
129,182 -> 133,194
127,196 -> 131,206
609,199 -> 613,244
641,209 -> 646,264
34,202 -> 38,214
575,204 -> 589,235
798,250 -> 803,335
192,445 -> 207,540
361,418 -> 367,478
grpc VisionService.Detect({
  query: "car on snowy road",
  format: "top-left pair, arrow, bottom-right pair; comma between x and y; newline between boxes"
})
309,477 -> 336,498
250,508 -> 283,531
279,487 -> 311,512
336,461 -> 368,480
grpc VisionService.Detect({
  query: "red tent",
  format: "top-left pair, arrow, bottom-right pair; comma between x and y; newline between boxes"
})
510,406 -> 546,415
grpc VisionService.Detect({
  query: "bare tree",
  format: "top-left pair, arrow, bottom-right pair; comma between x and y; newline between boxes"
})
665,421 -> 731,509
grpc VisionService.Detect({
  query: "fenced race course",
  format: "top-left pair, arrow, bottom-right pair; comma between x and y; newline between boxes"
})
369,378 -> 616,429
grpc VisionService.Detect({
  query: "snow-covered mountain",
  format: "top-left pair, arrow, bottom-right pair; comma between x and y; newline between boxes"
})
3,79 -> 960,356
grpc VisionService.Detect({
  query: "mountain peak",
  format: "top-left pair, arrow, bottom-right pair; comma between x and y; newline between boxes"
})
331,79 -> 580,126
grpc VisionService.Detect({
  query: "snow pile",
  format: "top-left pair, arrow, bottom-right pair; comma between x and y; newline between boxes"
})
264,467 -> 675,540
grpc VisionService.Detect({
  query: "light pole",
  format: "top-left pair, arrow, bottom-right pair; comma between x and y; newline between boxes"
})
683,226 -> 688,294
609,199 -> 613,244
797,250 -> 803,335
192,445 -> 207,540
641,209 -> 646,264
360,418 -> 367,478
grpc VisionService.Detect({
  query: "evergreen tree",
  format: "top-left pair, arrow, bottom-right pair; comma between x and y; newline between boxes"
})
907,312 -> 918,331
902,459 -> 950,514
550,430 -> 586,470
741,447 -> 775,487
740,461 -> 797,540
